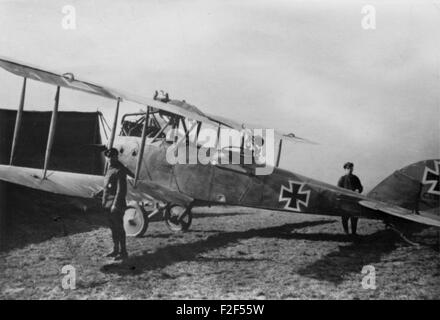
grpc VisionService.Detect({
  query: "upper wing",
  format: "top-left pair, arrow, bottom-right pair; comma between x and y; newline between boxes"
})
0,57 -> 118,99
0,56 -> 314,143
0,165 -> 193,206
205,112 -> 317,144
0,56 -> 216,126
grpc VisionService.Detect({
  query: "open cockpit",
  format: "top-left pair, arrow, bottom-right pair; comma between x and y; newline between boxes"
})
118,98 -> 270,169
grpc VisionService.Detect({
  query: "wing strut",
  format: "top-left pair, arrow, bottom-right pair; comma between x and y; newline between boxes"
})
276,139 -> 283,167
215,126 -> 221,150
134,106 -> 150,187
104,98 -> 121,174
151,122 -> 170,143
108,98 -> 121,149
9,77 -> 27,165
174,121 -> 198,150
43,86 -> 60,179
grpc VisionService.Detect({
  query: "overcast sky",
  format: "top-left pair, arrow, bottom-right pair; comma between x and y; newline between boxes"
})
0,0 -> 439,191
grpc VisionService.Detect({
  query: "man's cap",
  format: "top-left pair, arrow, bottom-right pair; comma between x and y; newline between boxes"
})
343,162 -> 354,169
104,147 -> 119,157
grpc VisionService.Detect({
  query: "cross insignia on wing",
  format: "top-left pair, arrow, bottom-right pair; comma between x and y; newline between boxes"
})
279,180 -> 311,212
422,160 -> 440,196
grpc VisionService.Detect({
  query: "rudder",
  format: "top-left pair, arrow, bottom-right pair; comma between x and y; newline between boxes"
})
368,159 -> 439,215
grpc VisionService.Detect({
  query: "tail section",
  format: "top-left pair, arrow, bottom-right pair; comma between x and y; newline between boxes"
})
368,159 -> 439,217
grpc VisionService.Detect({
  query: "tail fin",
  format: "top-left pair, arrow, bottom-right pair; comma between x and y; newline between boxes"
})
368,159 -> 439,216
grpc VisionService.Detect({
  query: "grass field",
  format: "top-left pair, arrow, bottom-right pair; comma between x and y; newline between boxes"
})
0,184 -> 439,299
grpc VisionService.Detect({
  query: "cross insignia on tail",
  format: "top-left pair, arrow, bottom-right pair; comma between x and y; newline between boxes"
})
279,180 -> 311,212
422,160 -> 440,196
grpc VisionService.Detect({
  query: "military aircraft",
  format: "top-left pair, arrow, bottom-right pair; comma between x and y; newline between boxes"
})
0,56 -> 438,240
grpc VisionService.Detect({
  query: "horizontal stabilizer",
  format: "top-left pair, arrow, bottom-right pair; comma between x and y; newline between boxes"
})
359,200 -> 440,228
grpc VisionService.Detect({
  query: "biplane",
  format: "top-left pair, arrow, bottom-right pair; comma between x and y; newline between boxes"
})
0,57 -> 438,240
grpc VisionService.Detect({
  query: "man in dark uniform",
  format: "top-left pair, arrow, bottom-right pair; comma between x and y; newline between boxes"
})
337,162 -> 363,235
102,148 -> 133,260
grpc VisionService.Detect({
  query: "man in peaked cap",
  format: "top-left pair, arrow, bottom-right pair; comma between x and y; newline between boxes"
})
337,162 -> 363,235
102,147 -> 134,260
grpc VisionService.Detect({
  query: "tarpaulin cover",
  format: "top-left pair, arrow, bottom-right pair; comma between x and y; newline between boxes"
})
0,109 -> 104,175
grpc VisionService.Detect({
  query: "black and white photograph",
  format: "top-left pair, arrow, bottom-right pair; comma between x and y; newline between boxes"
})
0,0 -> 439,303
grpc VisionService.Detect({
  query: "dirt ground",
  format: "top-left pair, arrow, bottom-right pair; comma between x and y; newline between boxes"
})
0,184 -> 439,299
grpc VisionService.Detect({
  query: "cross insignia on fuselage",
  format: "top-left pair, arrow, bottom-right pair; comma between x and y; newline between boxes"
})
279,180 -> 311,212
422,160 -> 440,196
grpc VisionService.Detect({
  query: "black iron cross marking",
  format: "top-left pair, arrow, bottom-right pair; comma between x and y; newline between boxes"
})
422,160 -> 440,196
279,180 -> 311,212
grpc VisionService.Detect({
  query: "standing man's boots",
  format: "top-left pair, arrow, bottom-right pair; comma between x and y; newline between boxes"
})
115,226 -> 128,261
351,217 -> 359,235
106,247 -> 119,258
105,228 -> 120,257
341,216 -> 349,234
117,237 -> 128,260
115,250 -> 128,260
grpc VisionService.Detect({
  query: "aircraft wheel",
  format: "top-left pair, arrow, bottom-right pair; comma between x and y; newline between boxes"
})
123,202 -> 148,237
164,204 -> 192,232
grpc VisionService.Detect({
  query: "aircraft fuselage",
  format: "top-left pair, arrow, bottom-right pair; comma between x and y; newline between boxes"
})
113,135 -> 380,220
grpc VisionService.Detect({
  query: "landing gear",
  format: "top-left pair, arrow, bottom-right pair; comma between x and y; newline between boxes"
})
123,201 -> 149,237
163,204 -> 192,232
123,201 -> 193,236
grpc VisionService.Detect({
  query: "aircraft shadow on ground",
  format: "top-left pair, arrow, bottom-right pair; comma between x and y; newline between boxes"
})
295,223 -> 439,284
0,183 -> 108,251
146,211 -> 256,223
0,182 -> 253,250
296,230 -> 399,284
192,212 -> 257,219
146,229 -> 228,238
100,219 -> 336,275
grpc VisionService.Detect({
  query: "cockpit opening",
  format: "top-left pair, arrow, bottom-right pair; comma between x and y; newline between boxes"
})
119,96 -> 268,167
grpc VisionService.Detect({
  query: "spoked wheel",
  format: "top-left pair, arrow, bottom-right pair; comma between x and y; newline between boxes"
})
164,204 -> 192,232
123,202 -> 148,237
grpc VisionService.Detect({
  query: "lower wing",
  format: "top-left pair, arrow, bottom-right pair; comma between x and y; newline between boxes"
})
0,165 -> 103,198
0,165 -> 193,206
1,165 -> 437,228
